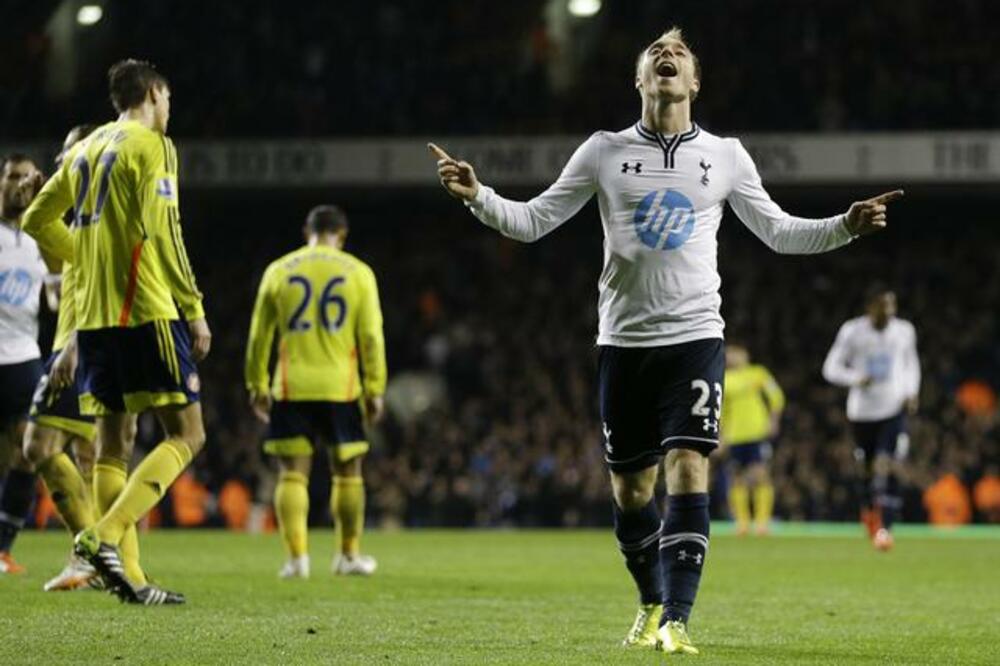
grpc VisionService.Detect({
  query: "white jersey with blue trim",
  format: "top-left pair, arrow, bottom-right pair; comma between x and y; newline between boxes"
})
0,222 -> 47,364
465,122 -> 855,347
822,316 -> 921,422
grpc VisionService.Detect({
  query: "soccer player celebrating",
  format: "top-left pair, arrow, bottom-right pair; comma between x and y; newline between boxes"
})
22,60 -> 210,604
245,205 -> 386,579
720,343 -> 785,536
430,27 -> 902,654
0,154 -> 48,575
823,286 -> 919,551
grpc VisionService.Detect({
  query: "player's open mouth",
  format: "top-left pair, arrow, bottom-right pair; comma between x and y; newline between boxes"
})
656,61 -> 678,78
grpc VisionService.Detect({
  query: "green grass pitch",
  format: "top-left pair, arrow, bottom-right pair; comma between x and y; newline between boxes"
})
2,525 -> 998,664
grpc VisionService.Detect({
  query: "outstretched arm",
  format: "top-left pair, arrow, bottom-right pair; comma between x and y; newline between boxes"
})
727,140 -> 903,254
429,136 -> 599,243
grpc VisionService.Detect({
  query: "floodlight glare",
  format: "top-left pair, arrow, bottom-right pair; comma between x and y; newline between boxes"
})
568,0 -> 601,18
77,5 -> 103,26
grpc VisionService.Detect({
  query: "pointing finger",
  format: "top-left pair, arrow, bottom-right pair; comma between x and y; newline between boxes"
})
428,142 -> 453,162
868,189 -> 904,205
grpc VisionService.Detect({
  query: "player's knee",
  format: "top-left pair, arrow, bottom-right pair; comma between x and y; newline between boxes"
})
612,482 -> 654,511
666,449 -> 708,493
748,463 -> 769,486
333,455 -> 363,478
122,419 -> 138,447
72,439 -> 96,478
22,424 -> 55,467
180,424 -> 207,455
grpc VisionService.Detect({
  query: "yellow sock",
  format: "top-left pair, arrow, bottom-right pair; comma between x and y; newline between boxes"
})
332,476 -> 365,556
93,458 -> 147,586
753,483 -> 775,530
96,439 -> 192,549
36,453 -> 96,534
729,484 -> 751,532
274,471 -> 309,558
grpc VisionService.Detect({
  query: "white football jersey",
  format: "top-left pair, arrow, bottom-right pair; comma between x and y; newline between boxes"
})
0,222 -> 47,364
465,123 -> 854,347
822,316 -> 921,422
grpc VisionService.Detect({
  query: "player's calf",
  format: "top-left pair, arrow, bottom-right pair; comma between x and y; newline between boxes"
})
660,450 -> 711,628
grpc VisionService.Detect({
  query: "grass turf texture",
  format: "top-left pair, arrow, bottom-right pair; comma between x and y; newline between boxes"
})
2,526 -> 998,664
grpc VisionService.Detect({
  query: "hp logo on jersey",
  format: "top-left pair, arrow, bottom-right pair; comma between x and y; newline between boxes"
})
632,189 -> 696,250
0,269 -> 35,306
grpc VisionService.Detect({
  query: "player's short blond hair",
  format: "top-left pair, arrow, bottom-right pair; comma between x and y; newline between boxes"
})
635,27 -> 701,101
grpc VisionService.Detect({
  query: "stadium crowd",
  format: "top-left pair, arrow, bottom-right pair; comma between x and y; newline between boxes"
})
93,197 -> 997,529
4,0 -> 999,139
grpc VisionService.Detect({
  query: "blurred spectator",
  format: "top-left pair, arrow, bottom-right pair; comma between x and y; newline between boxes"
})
218,480 -> 253,530
956,380 -> 997,418
973,467 -> 1000,523
923,473 -> 972,526
171,472 -> 211,528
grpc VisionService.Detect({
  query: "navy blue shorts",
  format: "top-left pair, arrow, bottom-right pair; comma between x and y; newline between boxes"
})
852,412 -> 908,462
264,401 -> 369,463
598,339 -> 725,473
727,441 -> 772,468
0,358 -> 43,427
77,320 -> 200,415
29,351 -> 97,440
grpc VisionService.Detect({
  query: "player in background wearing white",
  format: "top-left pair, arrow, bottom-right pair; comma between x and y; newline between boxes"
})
429,27 -> 903,654
823,287 -> 919,551
0,154 -> 49,574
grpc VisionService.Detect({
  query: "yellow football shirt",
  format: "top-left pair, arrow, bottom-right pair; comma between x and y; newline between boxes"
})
722,364 -> 785,446
245,244 -> 386,402
21,119 -> 204,329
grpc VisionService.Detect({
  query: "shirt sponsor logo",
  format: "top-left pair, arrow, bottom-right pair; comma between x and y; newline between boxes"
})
632,189 -> 696,250
865,354 -> 892,381
0,269 -> 36,306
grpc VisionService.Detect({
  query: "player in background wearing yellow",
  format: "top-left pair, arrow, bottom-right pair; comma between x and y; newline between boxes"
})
23,124 -> 145,592
245,205 -> 386,579
720,344 -> 785,536
22,60 -> 210,605
22,124 -> 101,589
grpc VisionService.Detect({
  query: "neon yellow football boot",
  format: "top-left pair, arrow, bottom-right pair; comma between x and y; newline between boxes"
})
622,603 -> 662,648
658,619 -> 699,655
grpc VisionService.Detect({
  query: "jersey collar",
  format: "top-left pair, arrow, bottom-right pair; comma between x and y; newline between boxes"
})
634,121 -> 700,144
634,122 -> 700,169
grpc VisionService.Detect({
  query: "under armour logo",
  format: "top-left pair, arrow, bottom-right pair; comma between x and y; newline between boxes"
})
677,550 -> 703,565
602,422 -> 613,453
699,159 -> 711,186
703,418 -> 718,433
621,161 -> 642,174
